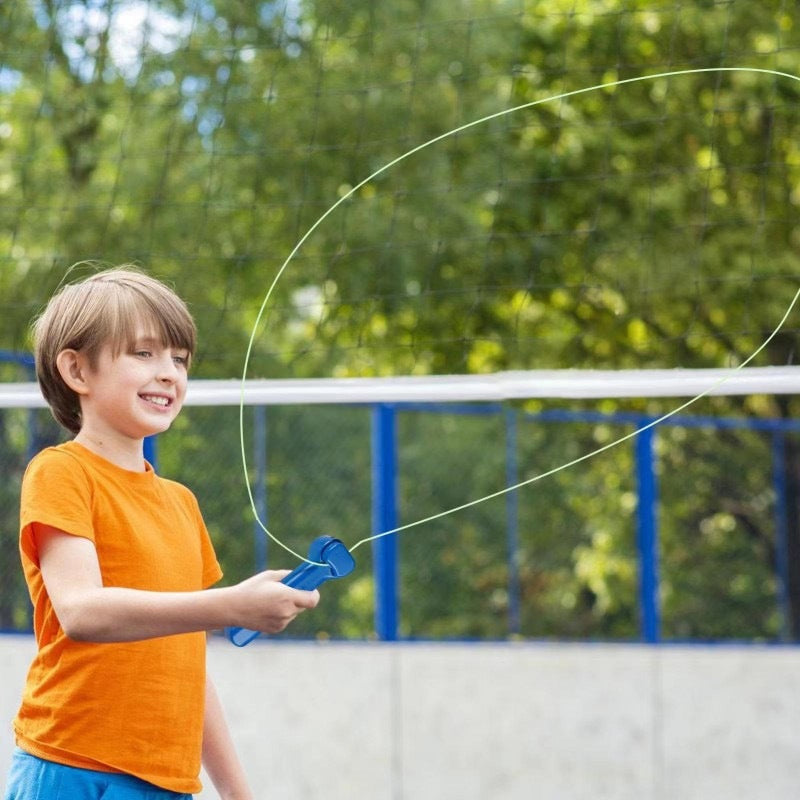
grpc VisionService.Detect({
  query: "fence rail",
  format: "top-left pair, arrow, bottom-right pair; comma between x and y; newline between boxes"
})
2,392 -> 797,643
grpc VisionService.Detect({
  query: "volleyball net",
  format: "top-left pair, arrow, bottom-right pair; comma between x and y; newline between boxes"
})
0,2 -> 798,376
1,2 -> 800,641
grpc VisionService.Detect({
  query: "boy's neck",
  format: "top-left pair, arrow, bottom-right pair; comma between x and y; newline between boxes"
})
74,430 -> 147,473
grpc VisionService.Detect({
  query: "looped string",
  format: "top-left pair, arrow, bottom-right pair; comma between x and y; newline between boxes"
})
239,67 -> 800,564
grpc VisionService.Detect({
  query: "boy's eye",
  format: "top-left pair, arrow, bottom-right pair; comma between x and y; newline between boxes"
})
135,350 -> 152,358
173,354 -> 189,366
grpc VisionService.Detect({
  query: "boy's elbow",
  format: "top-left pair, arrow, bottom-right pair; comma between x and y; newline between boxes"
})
59,611 -> 92,642
56,599 -> 105,642
62,621 -> 97,642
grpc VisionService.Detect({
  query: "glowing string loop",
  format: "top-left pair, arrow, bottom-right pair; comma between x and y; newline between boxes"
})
239,66 -> 800,563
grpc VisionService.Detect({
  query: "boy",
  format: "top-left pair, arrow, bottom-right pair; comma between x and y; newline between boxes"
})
3,267 -> 319,799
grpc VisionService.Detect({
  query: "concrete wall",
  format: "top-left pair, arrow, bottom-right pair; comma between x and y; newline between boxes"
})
2,635 -> 799,799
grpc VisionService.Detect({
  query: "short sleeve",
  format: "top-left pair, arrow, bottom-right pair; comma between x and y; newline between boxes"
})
20,448 -> 96,566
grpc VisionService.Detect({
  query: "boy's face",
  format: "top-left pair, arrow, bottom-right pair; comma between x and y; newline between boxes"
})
76,326 -> 189,443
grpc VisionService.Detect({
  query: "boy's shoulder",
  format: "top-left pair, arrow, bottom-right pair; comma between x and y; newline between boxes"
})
156,472 -> 196,496
26,441 -> 86,474
30,441 -> 73,459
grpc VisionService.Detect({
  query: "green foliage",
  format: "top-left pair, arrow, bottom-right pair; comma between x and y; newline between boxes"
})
0,0 -> 799,639
660,425 -> 783,640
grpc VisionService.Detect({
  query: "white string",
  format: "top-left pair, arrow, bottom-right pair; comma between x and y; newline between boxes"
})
350,286 -> 800,552
239,66 -> 800,563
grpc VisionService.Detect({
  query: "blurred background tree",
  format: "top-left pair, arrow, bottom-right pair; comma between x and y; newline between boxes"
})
0,0 -> 798,639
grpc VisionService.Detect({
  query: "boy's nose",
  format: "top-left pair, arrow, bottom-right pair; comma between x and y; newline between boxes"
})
157,356 -> 180,381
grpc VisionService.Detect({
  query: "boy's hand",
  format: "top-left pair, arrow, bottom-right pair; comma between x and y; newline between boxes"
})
231,570 -> 320,634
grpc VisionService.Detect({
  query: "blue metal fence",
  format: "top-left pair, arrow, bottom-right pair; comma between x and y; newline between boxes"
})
360,403 -> 799,643
2,347 -> 795,643
0,351 -> 34,371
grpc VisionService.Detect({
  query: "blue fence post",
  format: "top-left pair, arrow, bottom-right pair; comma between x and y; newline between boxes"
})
143,435 -> 157,470
635,423 -> 661,643
771,429 -> 791,641
371,403 -> 399,641
1,351 -> 40,461
253,405 -> 268,572
505,409 -> 521,635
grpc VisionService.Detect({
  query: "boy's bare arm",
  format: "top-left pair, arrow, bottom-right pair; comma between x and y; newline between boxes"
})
202,675 -> 254,800
33,523 -> 319,642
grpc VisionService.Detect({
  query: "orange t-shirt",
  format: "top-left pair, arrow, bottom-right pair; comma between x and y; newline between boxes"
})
14,441 -> 223,794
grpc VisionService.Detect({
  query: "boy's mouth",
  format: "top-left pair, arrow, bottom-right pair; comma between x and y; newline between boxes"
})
140,394 -> 172,408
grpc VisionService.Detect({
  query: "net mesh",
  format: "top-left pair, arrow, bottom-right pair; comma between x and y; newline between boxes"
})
1,1 -> 800,641
0,2 -> 798,379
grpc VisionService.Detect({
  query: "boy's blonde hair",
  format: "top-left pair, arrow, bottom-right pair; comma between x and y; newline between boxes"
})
34,266 -> 197,434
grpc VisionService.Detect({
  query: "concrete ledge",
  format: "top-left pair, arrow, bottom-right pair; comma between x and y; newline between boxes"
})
2,636 -> 799,799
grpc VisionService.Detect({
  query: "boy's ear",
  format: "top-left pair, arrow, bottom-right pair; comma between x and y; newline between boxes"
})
55,349 -> 91,396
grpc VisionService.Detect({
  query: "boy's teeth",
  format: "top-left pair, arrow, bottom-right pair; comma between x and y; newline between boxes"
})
143,395 -> 169,406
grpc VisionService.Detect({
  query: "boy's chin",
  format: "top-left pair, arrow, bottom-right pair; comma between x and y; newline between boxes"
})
146,419 -> 176,436
138,416 -> 177,438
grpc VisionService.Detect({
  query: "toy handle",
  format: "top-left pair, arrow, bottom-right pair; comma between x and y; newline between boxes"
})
226,562 -> 334,647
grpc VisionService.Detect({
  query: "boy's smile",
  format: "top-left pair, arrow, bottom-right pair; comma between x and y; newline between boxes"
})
141,394 -> 172,408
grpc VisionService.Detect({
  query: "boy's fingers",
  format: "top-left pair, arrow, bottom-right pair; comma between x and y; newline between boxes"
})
293,589 -> 320,609
261,569 -> 291,581
257,571 -> 319,607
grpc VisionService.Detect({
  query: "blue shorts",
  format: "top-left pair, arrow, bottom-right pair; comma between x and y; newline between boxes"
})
3,749 -> 193,800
